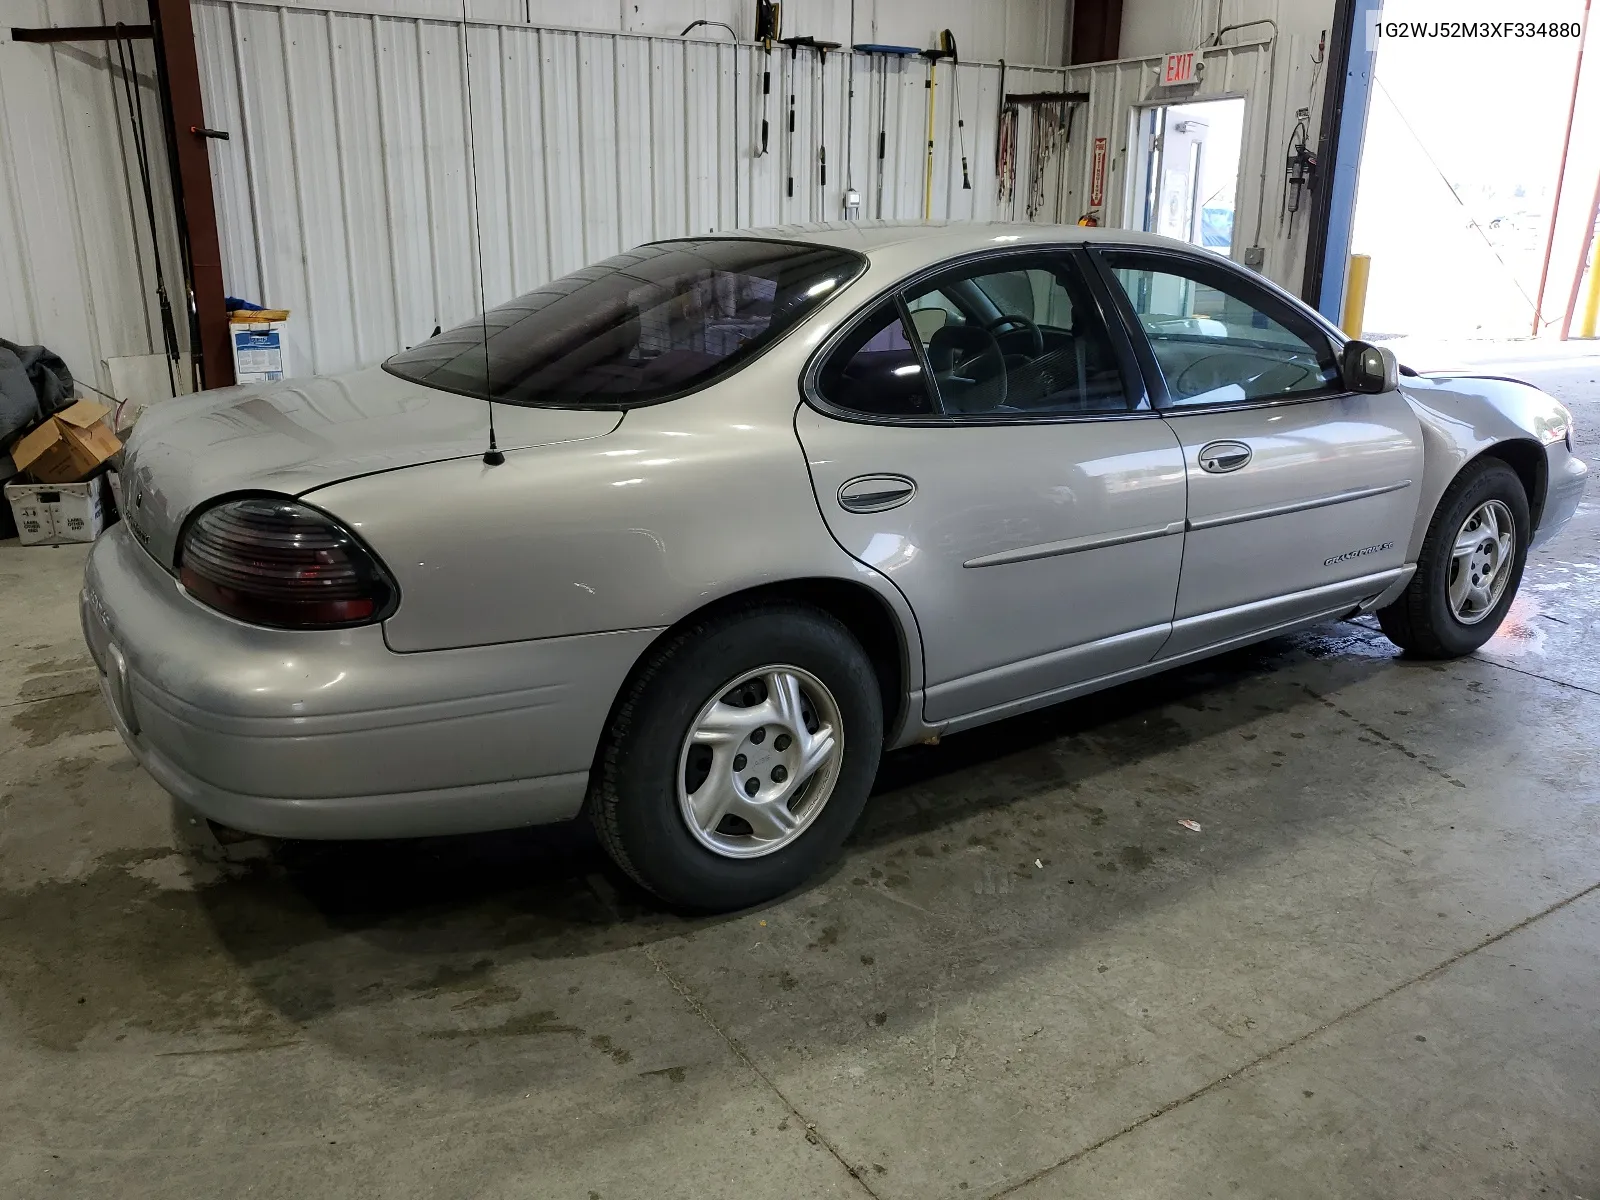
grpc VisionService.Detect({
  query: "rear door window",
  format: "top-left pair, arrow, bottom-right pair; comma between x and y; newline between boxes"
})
900,253 -> 1133,417
384,239 -> 863,408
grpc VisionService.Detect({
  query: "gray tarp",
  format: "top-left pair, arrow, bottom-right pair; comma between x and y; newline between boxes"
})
0,338 -> 75,455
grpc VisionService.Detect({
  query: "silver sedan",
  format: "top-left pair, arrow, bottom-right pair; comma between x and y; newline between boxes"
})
82,223 -> 1588,910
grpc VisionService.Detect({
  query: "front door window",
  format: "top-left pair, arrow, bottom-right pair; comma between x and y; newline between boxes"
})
1104,251 -> 1341,407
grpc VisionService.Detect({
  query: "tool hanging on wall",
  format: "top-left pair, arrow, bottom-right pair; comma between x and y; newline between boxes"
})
1003,89 -> 1089,221
780,35 -> 840,215
779,35 -> 801,200
842,0 -> 859,218
995,60 -> 1018,209
1281,107 -> 1316,233
755,2 -> 780,155
947,36 -> 971,194
854,43 -> 919,219
917,30 -> 958,220
1028,102 -> 1064,219
996,104 -> 1019,207
1052,73 -> 1072,223
113,25 -> 180,398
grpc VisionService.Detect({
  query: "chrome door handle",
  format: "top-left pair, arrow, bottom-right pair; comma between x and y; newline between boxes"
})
838,474 -> 917,513
1197,441 -> 1252,473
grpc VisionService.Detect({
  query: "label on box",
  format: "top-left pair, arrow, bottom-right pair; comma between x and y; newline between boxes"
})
234,328 -> 285,381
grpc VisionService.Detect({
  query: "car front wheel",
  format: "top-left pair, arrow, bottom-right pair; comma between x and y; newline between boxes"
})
590,604 -> 883,911
1377,456 -> 1530,658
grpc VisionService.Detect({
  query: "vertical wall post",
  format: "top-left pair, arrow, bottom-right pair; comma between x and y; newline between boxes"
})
148,0 -> 234,388
1301,0 -> 1381,322
1070,0 -> 1123,65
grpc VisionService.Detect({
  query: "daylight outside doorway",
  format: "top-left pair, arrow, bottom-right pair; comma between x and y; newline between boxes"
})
1129,97 -> 1247,258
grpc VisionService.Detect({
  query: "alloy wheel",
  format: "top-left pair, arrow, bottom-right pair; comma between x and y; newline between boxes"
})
1448,499 -> 1515,625
676,665 -> 845,859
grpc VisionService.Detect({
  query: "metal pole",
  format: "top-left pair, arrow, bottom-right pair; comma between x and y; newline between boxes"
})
1582,245 -> 1600,338
1531,0 -> 1592,337
1341,253 -> 1372,336
148,0 -> 235,388
922,57 -> 937,219
1559,165 -> 1600,340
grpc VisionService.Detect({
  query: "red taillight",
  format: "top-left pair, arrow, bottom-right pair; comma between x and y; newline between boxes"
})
178,496 -> 396,629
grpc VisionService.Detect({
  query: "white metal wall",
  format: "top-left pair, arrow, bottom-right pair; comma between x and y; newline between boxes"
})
1122,0 -> 1337,292
193,0 -> 1270,377
251,0 -> 1075,67
1,1 -> 188,397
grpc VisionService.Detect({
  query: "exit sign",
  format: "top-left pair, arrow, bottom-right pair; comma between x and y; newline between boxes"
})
1162,50 -> 1196,85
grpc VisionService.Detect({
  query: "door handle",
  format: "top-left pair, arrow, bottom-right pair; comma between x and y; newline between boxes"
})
1197,441 -> 1252,473
838,474 -> 917,513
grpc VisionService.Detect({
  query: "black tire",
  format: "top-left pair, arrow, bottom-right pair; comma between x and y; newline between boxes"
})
1377,457 -> 1530,659
590,603 -> 883,911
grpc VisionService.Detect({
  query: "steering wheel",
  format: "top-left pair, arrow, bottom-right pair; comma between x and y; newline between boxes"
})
984,313 -> 1044,357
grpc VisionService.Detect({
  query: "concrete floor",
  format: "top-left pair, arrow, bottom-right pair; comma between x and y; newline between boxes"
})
3,342 -> 1599,1199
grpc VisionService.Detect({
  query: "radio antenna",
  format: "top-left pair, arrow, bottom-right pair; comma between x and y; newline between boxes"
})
461,4 -> 503,465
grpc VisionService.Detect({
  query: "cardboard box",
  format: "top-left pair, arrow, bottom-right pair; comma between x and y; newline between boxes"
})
10,400 -> 122,484
4,475 -> 114,546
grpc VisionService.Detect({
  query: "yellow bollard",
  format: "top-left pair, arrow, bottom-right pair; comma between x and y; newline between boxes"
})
1342,254 -> 1372,338
1582,249 -> 1600,339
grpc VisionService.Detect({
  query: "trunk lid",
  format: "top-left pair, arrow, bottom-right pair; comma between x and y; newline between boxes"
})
119,366 -> 620,568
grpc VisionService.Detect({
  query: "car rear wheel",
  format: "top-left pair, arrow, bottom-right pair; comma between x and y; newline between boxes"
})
1377,457 -> 1529,659
590,604 -> 882,911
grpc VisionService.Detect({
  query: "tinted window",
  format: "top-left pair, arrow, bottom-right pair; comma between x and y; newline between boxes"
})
903,254 -> 1131,417
816,304 -> 936,417
384,239 -> 862,408
1105,251 -> 1340,407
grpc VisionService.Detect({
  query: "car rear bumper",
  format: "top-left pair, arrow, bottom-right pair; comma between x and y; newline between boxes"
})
81,523 -> 659,839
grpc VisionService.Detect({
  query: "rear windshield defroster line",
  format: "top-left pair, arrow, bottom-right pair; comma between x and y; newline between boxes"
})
383,238 -> 865,409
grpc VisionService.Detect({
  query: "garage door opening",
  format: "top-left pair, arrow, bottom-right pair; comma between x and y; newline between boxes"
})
1349,0 -> 1596,339
1129,97 -> 1246,256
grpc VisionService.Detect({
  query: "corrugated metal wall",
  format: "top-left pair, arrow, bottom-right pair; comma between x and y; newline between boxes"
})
228,0 -> 1074,66
1,1 -> 189,396
192,0 -> 1269,377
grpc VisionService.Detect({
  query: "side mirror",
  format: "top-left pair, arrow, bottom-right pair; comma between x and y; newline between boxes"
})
1341,340 -> 1399,394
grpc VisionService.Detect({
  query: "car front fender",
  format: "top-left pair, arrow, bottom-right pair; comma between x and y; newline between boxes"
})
1400,374 -> 1582,559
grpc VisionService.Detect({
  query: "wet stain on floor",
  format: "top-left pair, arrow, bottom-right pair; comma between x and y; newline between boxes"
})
423,1009 -> 583,1040
1117,845 -> 1154,872
0,850 -> 283,1051
8,690 -> 112,747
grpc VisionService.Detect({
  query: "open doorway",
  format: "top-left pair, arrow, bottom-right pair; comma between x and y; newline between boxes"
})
1129,97 -> 1247,257
1349,0 -> 1595,340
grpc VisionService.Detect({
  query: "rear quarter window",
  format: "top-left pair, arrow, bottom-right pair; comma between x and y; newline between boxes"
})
384,239 -> 863,409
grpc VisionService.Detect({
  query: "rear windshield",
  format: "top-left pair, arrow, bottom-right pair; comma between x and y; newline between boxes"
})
383,238 -> 864,408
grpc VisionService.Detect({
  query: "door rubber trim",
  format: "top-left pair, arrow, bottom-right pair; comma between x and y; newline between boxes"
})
1187,478 -> 1412,531
963,520 -> 1186,568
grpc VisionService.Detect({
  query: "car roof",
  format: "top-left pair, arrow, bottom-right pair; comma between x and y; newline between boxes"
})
700,220 -> 1345,343
706,220 -> 1199,263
